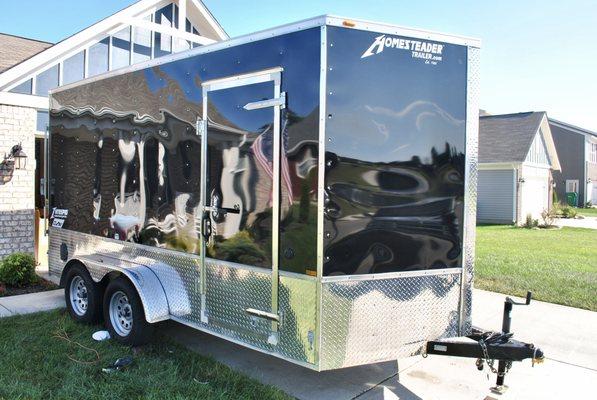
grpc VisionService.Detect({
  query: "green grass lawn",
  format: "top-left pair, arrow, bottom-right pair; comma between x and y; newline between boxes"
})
475,225 -> 597,311
0,310 -> 290,400
576,207 -> 597,217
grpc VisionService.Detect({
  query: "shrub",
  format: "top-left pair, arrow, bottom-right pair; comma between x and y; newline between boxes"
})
540,208 -> 557,227
558,205 -> 578,219
551,202 -> 562,215
0,252 -> 37,287
522,214 -> 539,229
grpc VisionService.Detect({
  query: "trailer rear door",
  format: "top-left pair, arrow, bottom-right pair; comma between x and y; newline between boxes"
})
200,68 -> 285,342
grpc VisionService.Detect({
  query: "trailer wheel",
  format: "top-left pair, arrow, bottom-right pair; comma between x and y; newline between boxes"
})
103,277 -> 153,346
64,264 -> 102,324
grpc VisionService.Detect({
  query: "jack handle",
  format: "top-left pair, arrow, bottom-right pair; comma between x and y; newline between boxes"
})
506,291 -> 532,306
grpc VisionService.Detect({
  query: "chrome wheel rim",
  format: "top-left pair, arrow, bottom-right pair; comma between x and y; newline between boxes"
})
69,276 -> 88,316
109,291 -> 133,336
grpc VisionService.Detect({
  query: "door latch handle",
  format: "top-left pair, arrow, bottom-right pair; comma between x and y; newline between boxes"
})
201,213 -> 212,241
243,92 -> 286,110
204,205 -> 240,215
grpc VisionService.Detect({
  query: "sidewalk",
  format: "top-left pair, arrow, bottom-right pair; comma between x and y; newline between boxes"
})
0,289 -> 64,318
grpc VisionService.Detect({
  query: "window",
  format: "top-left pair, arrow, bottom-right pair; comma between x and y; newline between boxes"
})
192,27 -> 200,48
63,51 -> 85,85
9,79 -> 32,95
154,4 -> 173,57
88,37 -> 109,77
133,15 -> 152,63
36,111 -> 49,132
590,143 -> 597,164
35,64 -> 59,96
112,27 -> 131,70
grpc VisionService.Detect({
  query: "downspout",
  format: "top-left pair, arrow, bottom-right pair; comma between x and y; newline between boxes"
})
515,165 -> 521,225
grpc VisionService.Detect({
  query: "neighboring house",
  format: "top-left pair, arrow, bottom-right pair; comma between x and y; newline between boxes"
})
0,0 -> 227,259
477,112 -> 561,225
549,119 -> 597,206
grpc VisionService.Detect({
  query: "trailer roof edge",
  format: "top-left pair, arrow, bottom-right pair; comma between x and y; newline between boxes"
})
325,15 -> 481,48
50,14 -> 480,95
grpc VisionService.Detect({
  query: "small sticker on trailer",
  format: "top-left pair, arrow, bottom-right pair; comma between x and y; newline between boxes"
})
51,208 -> 68,228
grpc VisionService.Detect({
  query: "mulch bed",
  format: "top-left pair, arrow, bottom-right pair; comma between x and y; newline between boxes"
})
0,278 -> 59,297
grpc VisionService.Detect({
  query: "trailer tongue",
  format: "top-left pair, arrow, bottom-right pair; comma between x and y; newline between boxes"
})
426,291 -> 544,393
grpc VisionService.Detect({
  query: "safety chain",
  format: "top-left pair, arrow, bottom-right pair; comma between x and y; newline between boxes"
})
479,336 -> 512,378
479,339 -> 498,374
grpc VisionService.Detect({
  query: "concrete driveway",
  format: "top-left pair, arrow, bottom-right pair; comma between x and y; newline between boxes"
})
554,216 -> 597,229
164,289 -> 597,400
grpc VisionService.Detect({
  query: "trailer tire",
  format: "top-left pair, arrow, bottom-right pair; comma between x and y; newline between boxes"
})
64,264 -> 103,324
103,277 -> 153,346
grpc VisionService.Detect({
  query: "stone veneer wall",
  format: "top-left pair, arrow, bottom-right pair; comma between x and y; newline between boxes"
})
0,104 -> 36,258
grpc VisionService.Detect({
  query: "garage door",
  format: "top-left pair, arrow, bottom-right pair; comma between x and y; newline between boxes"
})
477,169 -> 515,223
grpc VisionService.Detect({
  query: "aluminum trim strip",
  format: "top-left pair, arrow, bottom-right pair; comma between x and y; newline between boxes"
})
199,94 -> 208,323
458,46 -> 480,335
325,16 -> 481,48
315,24 -> 328,369
321,268 -> 462,283
271,73 -> 282,334
279,270 -> 318,282
202,67 -> 284,91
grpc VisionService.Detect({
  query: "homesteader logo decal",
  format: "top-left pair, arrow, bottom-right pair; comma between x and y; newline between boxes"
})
361,35 -> 444,65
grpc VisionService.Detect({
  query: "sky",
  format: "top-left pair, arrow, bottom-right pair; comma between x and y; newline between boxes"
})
0,0 -> 595,130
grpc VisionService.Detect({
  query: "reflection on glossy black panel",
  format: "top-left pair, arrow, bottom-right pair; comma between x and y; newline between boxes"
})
323,27 -> 467,275
50,27 -> 320,273
206,82 -> 275,268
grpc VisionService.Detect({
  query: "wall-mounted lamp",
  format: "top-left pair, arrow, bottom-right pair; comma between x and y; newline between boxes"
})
588,178 -> 592,184
518,177 -> 525,183
4,143 -> 28,170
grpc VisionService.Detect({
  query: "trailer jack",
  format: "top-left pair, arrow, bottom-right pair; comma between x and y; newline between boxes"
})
425,291 -> 544,394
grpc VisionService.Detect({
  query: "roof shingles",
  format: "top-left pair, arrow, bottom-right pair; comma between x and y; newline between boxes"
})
478,112 -> 545,163
0,33 -> 53,74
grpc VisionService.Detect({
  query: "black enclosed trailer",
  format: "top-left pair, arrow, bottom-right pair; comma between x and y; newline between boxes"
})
47,15 -> 486,371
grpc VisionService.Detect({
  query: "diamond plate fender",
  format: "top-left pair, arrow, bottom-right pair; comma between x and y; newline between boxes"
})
71,254 -> 171,324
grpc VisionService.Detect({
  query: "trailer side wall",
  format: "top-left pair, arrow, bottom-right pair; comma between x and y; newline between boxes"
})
49,27 -> 323,367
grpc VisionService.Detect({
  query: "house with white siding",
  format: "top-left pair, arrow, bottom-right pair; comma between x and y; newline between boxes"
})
477,112 -> 561,225
0,0 -> 227,259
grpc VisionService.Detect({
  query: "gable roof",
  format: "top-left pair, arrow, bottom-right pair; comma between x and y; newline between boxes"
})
479,111 -> 546,163
0,33 -> 53,73
549,118 -> 597,138
479,111 -> 561,170
0,0 -> 227,92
